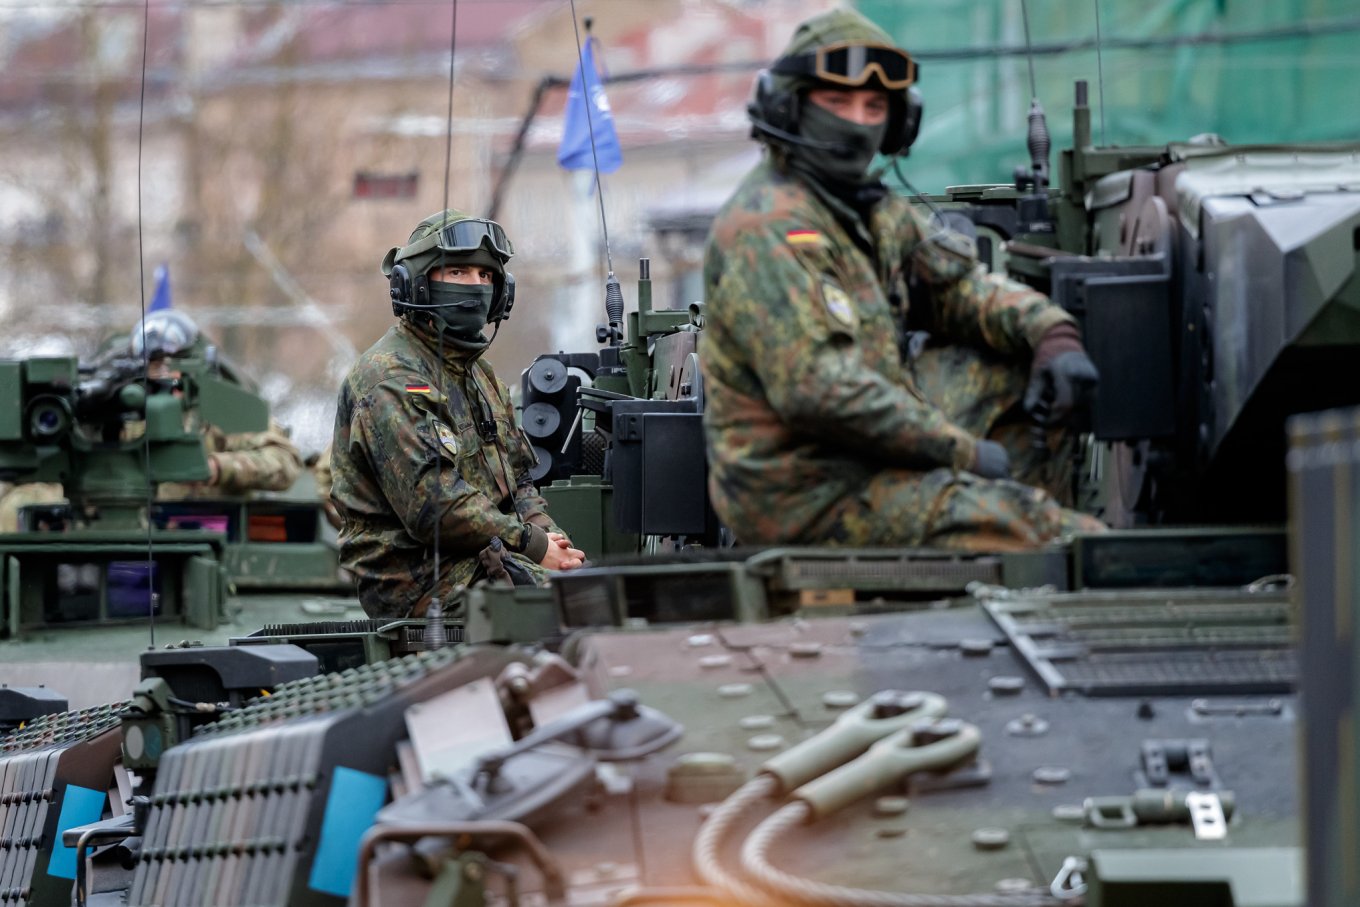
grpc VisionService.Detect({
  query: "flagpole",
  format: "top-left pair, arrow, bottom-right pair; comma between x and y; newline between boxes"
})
582,19 -> 609,305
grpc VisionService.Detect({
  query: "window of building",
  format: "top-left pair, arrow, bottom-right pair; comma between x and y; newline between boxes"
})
353,172 -> 419,200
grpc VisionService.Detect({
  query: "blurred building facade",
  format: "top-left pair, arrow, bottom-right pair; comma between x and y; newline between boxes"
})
0,0 -> 831,451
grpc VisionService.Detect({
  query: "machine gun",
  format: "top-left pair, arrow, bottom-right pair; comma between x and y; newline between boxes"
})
0,355 -> 230,633
0,355 -> 211,528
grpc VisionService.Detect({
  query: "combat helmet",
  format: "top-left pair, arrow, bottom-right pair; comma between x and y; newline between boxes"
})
382,209 -> 516,325
130,310 -> 200,359
748,8 -> 922,156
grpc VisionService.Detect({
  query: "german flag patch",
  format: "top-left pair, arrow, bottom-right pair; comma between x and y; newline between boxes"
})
786,229 -> 823,246
405,383 -> 433,395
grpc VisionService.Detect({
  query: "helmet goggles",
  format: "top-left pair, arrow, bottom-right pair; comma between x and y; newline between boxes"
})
773,42 -> 917,90
402,217 -> 515,263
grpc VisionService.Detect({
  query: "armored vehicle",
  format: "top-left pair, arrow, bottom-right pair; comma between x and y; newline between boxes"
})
0,342 -> 356,705
0,84 -> 1355,907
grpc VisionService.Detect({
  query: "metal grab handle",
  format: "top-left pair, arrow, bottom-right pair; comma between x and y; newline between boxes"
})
74,826 -> 137,907
1083,795 -> 1137,829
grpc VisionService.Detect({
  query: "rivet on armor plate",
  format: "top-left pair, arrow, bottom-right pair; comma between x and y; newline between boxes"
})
1032,766 -> 1071,785
747,734 -> 785,752
971,827 -> 1010,850
988,676 -> 1025,696
873,796 -> 910,817
1005,713 -> 1049,737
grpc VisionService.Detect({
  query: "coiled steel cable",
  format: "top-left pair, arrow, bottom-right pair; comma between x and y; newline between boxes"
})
740,801 -> 1074,907
691,774 -> 784,907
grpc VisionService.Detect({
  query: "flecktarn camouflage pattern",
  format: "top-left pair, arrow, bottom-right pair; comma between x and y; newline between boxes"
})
160,419 -> 302,499
331,319 -> 560,618
701,159 -> 1103,549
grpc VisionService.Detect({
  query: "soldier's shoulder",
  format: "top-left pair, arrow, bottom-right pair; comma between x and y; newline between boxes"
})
345,327 -> 435,398
879,191 -> 929,230
711,164 -> 824,248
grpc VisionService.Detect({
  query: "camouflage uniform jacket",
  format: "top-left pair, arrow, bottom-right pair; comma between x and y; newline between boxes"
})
701,158 -> 1076,543
332,319 -> 558,615
158,419 -> 302,500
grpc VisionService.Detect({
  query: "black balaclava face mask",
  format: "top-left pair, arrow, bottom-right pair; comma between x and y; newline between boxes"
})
427,282 -> 493,342
793,98 -> 888,186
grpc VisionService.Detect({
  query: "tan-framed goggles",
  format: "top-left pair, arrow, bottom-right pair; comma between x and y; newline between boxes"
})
401,217 -> 515,262
772,42 -> 917,90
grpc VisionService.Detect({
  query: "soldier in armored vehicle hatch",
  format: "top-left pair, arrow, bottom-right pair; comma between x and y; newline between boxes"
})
331,210 -> 584,619
701,8 -> 1106,550
0,309 -> 303,531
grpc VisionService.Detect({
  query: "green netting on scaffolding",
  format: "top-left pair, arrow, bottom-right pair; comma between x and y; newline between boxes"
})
857,0 -> 1360,192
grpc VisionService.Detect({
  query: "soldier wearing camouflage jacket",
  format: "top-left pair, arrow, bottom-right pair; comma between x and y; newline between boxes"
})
702,8 -> 1105,550
332,210 -> 583,618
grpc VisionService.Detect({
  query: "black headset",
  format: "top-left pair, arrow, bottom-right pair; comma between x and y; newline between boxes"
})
389,263 -> 517,323
747,67 -> 923,157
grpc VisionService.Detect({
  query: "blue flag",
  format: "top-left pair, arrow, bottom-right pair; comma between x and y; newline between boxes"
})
557,37 -> 622,173
149,264 -> 172,312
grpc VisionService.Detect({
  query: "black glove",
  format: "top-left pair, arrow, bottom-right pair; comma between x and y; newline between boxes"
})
1025,325 -> 1099,425
971,439 -> 1011,479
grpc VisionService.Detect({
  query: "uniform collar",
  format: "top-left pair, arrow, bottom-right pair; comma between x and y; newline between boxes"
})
770,155 -> 886,262
398,316 -> 489,368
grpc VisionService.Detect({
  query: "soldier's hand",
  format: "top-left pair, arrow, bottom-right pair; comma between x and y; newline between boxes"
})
1025,350 -> 1099,425
540,532 -> 585,571
971,439 -> 1011,480
1026,324 -> 1099,426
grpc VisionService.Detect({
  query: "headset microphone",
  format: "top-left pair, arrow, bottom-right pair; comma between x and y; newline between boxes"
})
748,117 -> 855,154
389,261 -> 516,322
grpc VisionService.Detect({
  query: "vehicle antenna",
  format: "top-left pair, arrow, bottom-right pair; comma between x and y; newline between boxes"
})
1093,0 -> 1108,146
136,0 -> 156,649
425,0 -> 462,641
568,1 -> 625,345
1020,0 -> 1038,100
1018,0 -> 1051,189
1017,0 -> 1058,452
